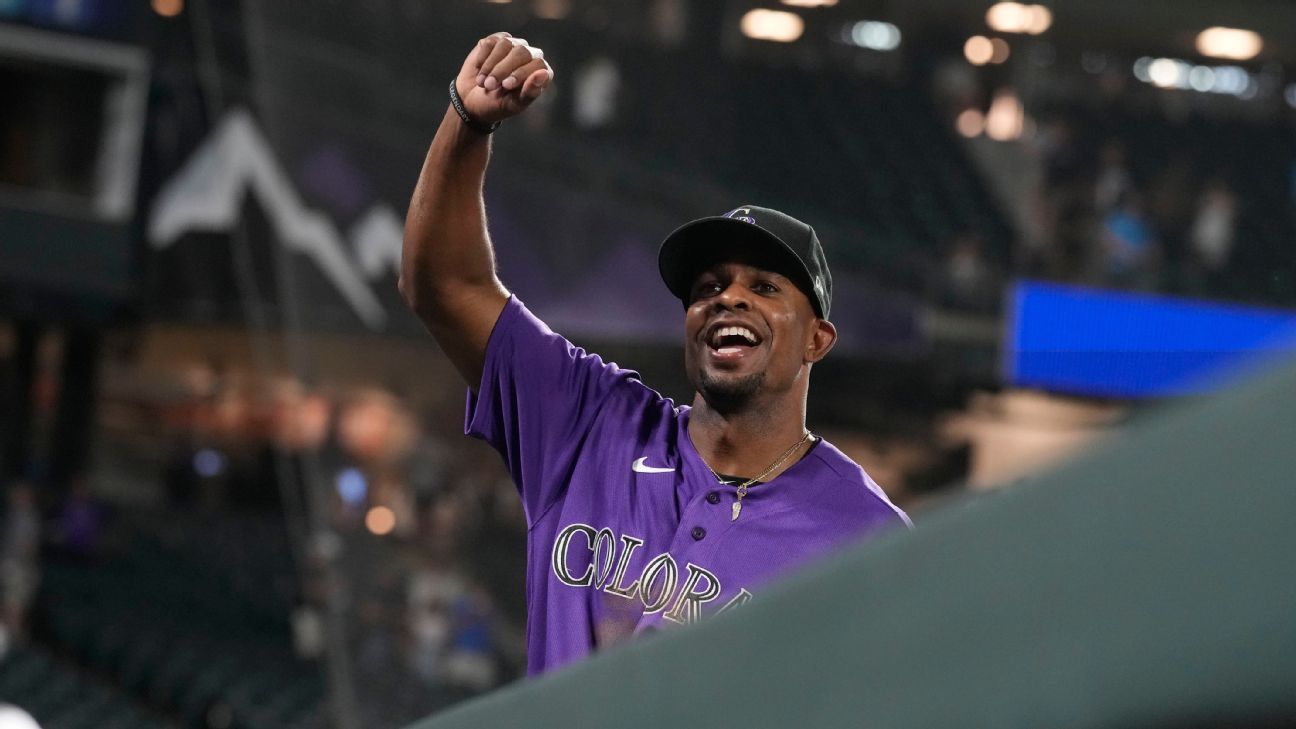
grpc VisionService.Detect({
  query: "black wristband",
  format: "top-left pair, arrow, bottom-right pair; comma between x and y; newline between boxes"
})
448,80 -> 501,134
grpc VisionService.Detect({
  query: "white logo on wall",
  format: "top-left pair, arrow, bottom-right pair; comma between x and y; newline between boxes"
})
148,108 -> 402,329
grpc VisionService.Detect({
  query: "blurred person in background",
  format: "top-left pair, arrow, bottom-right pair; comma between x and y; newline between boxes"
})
571,53 -> 621,133
1148,155 -> 1196,271
1093,140 -> 1132,218
931,232 -> 1001,312
399,32 -> 909,675
1289,161 -> 1296,222
1097,192 -> 1160,291
1034,117 -> 1090,279
1187,179 -> 1237,294
405,558 -> 462,684
48,475 -> 103,562
1,481 -> 40,642
443,582 -> 500,692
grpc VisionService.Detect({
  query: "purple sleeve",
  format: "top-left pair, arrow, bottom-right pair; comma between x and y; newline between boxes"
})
465,297 -> 638,527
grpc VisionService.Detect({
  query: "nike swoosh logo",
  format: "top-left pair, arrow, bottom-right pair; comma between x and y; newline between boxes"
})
632,457 -> 674,474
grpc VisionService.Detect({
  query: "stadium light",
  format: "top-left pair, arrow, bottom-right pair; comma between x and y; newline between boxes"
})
1148,57 -> 1185,88
846,21 -> 902,51
741,9 -> 805,43
986,2 -> 1052,34
1187,65 -> 1215,92
336,467 -> 368,505
781,0 -> 838,7
1133,56 -> 1256,97
192,449 -> 226,478
533,0 -> 571,19
1133,57 -> 1151,81
986,2 -> 1026,32
366,506 -> 397,536
985,89 -> 1024,141
965,35 -> 993,65
151,0 -> 183,17
956,108 -> 985,138
990,37 -> 1011,63
965,36 -> 1009,66
1024,5 -> 1052,34
1196,27 -> 1262,61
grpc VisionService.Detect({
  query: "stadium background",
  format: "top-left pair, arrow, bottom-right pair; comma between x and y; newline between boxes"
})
1,0 -> 1294,727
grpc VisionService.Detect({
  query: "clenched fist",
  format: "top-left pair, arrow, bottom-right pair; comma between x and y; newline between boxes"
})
455,33 -> 554,126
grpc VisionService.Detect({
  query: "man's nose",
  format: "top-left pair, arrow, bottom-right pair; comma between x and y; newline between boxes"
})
713,281 -> 751,310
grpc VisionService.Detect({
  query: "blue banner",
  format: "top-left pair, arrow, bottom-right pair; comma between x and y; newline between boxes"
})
1004,281 -> 1296,398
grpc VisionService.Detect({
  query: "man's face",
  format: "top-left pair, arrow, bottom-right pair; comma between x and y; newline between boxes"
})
683,257 -> 830,410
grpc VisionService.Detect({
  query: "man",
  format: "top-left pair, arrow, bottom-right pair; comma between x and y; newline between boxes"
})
400,32 -> 910,676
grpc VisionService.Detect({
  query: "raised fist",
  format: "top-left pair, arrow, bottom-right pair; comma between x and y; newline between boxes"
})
455,33 -> 554,125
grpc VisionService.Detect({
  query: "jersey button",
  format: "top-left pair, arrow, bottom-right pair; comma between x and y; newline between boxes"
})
706,491 -> 721,504
690,526 -> 706,541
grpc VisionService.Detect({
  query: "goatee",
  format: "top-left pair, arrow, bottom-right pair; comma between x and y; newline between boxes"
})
698,370 -> 765,413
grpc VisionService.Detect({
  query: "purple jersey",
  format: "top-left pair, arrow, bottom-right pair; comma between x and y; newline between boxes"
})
466,297 -> 910,675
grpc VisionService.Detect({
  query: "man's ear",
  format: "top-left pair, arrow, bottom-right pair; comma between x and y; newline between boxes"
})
805,318 -> 837,364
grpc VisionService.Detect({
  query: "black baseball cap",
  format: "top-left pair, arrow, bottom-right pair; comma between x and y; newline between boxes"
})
657,205 -> 833,319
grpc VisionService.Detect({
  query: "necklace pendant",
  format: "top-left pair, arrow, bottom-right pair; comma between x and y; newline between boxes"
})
731,501 -> 742,521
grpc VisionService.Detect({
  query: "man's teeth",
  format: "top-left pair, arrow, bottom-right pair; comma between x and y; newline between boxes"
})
711,326 -> 758,346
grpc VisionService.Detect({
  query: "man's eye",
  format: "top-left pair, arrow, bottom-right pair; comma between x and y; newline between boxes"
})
753,281 -> 779,294
695,282 -> 722,297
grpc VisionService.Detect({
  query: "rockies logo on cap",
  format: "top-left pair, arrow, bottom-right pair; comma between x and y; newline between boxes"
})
725,207 -> 757,224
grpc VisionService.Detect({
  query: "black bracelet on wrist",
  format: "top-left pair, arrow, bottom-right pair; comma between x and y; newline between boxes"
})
448,80 -> 501,134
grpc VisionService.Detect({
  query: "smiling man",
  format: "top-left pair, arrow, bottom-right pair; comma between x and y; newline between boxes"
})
400,32 -> 910,675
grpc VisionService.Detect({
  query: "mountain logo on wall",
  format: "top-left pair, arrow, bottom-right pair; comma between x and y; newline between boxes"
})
147,108 -> 405,330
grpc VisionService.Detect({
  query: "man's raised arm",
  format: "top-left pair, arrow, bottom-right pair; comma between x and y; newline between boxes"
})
399,32 -> 553,387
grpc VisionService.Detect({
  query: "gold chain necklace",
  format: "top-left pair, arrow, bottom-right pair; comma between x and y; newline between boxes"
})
703,431 -> 812,522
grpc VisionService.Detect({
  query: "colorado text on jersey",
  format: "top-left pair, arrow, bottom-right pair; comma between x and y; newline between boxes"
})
550,523 -> 753,625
